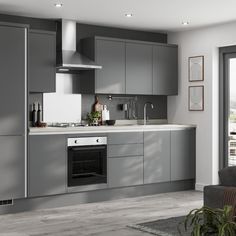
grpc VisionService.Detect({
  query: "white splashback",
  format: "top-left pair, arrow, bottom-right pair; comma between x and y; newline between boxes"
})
43,73 -> 81,123
43,93 -> 81,123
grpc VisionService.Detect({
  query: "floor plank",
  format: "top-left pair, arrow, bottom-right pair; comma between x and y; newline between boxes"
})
0,190 -> 203,236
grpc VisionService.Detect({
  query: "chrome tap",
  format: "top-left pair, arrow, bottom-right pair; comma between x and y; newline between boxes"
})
143,102 -> 154,125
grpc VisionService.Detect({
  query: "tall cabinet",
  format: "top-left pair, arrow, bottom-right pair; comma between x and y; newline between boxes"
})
0,23 -> 27,200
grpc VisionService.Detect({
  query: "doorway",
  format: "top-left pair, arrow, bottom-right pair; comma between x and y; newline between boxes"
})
220,47 -> 236,168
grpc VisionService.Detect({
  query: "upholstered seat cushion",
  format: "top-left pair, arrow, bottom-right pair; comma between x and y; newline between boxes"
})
219,166 -> 236,186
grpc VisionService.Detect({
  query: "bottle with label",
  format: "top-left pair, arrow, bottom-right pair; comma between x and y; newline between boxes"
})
93,96 -> 103,125
37,103 -> 42,127
32,103 -> 37,127
102,105 -> 110,124
93,96 -> 103,112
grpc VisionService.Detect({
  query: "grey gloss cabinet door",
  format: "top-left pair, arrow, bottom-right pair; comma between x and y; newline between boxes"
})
171,129 -> 196,181
0,136 -> 25,200
126,43 -> 153,95
108,156 -> 144,188
144,131 -> 171,184
29,30 -> 56,92
0,25 -> 26,135
29,135 -> 66,197
96,39 -> 125,94
153,46 -> 178,95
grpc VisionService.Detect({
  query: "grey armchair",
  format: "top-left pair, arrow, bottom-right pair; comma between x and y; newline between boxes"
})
204,166 -> 236,209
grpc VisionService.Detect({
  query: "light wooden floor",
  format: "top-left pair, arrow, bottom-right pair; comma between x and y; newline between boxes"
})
0,190 -> 203,236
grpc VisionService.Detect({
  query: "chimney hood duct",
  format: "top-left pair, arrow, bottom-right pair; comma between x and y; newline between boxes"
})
56,20 -> 102,71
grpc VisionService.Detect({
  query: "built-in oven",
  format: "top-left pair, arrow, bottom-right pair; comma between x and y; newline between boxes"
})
67,137 -> 107,187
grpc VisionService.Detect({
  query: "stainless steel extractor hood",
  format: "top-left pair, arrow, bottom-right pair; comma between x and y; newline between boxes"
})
56,19 -> 102,71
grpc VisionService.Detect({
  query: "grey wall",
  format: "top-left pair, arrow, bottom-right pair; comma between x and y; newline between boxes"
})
82,94 -> 167,120
76,23 -> 167,53
29,91 -> 167,122
0,14 -> 56,31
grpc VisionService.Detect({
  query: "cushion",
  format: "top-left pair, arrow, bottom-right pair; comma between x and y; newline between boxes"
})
219,166 -> 236,186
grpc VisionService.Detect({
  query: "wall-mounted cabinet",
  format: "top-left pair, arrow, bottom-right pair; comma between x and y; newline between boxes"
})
153,45 -> 178,95
96,39 -> 126,94
126,43 -> 153,95
82,36 -> 178,95
28,30 -> 56,93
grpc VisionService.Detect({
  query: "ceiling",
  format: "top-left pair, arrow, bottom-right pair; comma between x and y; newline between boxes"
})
0,0 -> 236,32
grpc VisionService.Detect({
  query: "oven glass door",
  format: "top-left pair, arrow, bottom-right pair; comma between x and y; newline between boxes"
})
68,145 -> 107,187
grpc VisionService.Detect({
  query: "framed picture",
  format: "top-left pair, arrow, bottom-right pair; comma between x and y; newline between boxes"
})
188,56 -> 204,82
189,86 -> 204,111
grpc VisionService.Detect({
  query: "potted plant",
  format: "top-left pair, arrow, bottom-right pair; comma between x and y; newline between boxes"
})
87,111 -> 101,126
179,205 -> 236,236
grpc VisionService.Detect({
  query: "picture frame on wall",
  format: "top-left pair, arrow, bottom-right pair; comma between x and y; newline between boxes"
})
189,85 -> 204,111
188,56 -> 204,82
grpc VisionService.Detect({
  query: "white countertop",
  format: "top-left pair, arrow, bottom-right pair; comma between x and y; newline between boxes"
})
29,124 -> 196,135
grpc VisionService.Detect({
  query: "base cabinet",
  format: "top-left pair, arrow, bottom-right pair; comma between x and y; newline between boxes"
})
144,131 -> 171,184
108,156 -> 144,188
170,129 -> 196,181
29,135 -> 66,197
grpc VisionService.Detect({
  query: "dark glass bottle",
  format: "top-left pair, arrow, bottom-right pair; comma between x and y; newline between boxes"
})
32,103 -> 37,127
37,103 -> 42,127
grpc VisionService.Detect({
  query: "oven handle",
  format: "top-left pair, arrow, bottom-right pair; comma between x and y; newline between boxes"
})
68,145 -> 107,152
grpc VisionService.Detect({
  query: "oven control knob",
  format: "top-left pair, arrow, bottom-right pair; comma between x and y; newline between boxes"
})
75,140 -> 78,144
96,139 -> 99,143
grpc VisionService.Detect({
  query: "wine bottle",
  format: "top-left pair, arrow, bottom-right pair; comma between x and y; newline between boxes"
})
37,103 -> 42,127
32,103 -> 37,127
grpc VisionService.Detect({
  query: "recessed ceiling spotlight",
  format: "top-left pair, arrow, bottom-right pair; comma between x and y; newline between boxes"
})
125,13 -> 133,18
182,21 -> 190,26
54,3 -> 63,8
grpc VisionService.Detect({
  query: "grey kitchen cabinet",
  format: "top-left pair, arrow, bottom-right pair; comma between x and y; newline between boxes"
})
82,36 -> 178,95
171,129 -> 196,181
144,131 -> 171,184
29,30 -> 56,92
29,135 -> 67,197
95,39 -> 125,94
108,132 -> 143,145
126,42 -> 153,95
0,136 -> 25,200
153,45 -> 178,95
108,156 -> 144,188
0,24 -> 27,200
108,132 -> 144,188
108,144 -> 143,157
0,25 -> 26,136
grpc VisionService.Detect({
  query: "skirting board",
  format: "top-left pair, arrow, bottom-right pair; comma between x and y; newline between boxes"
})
0,179 -> 195,215
195,183 -> 206,191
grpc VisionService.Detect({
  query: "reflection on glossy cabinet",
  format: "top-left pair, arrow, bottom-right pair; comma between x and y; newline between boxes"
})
144,131 -> 171,184
108,156 -> 144,188
171,129 -> 196,181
